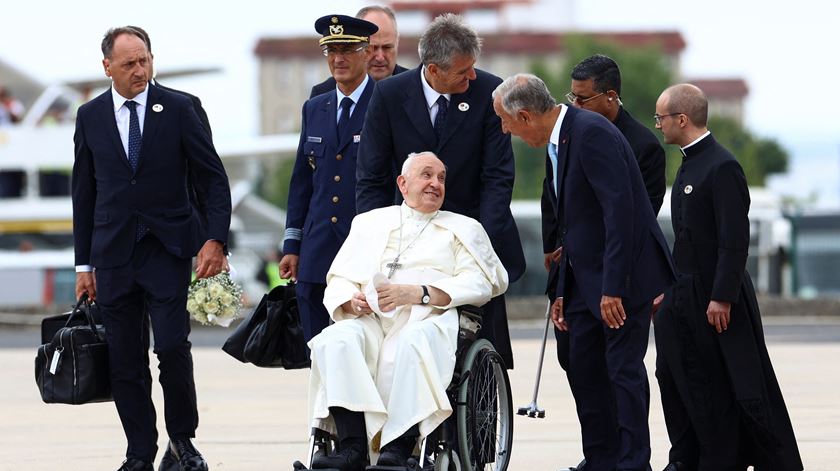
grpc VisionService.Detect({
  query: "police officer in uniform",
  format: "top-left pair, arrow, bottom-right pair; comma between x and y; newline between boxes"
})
279,14 -> 378,342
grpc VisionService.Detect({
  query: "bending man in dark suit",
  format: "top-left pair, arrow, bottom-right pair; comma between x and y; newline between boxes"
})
653,84 -> 801,471
545,54 -> 667,470
493,74 -> 674,471
279,14 -> 379,342
310,5 -> 407,98
73,27 -> 231,471
356,13 -> 525,368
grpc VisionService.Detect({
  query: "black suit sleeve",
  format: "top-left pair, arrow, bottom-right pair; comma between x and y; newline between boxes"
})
541,177 -> 557,254
180,102 -> 231,244
188,94 -> 212,139
71,112 -> 95,266
477,86 -> 517,252
637,138 -> 666,215
356,84 -> 397,212
711,159 -> 750,303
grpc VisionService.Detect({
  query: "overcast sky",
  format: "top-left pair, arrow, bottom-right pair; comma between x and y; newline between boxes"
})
2,0 -> 838,206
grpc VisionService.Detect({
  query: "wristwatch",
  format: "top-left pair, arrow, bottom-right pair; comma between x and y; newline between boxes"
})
420,285 -> 431,305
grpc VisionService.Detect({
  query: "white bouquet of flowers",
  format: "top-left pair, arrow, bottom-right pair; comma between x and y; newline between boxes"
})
187,271 -> 243,327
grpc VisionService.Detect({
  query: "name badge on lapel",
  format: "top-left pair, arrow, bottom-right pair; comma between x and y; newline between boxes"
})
353,135 -> 361,143
307,136 -> 323,143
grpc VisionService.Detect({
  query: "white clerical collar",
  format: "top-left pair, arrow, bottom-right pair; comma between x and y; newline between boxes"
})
401,202 -> 438,221
420,65 -> 451,110
335,74 -> 370,104
680,130 -> 711,153
549,104 -> 568,147
111,83 -> 149,112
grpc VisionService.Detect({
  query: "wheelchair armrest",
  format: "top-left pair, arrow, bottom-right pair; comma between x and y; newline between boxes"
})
456,305 -> 483,335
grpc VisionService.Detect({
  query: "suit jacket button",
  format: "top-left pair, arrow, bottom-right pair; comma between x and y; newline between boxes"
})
336,154 -> 343,160
332,196 -> 339,203
130,179 -> 137,185
334,175 -> 341,182
330,216 -> 338,223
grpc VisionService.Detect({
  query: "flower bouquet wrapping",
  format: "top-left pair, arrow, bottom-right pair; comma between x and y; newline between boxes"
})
187,271 -> 243,327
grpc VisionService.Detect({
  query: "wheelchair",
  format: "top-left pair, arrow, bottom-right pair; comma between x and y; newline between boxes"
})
293,306 -> 514,471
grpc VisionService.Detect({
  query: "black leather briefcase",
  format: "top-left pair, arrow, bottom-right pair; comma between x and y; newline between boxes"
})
35,296 -> 112,404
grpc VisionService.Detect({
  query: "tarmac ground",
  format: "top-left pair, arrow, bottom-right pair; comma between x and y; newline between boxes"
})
1,318 -> 838,471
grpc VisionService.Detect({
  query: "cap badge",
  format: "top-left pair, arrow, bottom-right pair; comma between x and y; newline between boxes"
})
684,184 -> 693,194
458,102 -> 469,112
152,104 -> 163,113
329,24 -> 344,35
331,17 -> 338,24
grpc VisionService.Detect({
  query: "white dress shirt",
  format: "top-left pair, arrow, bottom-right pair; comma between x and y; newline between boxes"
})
420,66 -> 451,124
334,74 -> 370,122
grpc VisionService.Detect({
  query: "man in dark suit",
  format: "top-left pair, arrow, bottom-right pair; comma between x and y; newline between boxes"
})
545,54 -> 667,470
493,74 -> 674,471
73,27 -> 231,471
279,14 -> 379,342
127,26 -> 217,471
356,13 -> 525,368
653,84 -> 801,471
310,5 -> 407,98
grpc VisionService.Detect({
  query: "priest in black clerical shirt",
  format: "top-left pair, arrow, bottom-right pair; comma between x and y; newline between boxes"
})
652,83 -> 802,471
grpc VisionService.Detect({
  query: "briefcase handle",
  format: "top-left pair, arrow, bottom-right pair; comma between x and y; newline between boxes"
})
65,293 -> 102,338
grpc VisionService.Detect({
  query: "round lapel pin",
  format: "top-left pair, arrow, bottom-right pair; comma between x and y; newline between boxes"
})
458,102 -> 469,112
152,104 -> 163,113
684,184 -> 693,194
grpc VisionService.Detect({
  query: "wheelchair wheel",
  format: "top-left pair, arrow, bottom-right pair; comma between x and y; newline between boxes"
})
456,339 -> 513,471
434,449 -> 461,471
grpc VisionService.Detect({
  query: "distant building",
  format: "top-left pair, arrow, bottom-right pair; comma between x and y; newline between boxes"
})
253,0 -> 748,133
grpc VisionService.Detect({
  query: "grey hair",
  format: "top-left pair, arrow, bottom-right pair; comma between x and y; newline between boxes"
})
357,5 -> 398,34
418,13 -> 481,70
101,26 -> 147,58
401,152 -> 437,176
492,73 -> 557,115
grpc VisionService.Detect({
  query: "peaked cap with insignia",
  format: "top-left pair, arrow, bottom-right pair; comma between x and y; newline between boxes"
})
314,14 -> 378,46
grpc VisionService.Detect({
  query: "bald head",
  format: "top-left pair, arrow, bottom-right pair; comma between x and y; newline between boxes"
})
661,83 -> 708,127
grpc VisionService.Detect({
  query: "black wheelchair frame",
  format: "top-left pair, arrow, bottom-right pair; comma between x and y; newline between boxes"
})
294,306 -> 513,471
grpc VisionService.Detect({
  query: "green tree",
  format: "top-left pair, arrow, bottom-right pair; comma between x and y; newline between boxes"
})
516,34 -> 789,194
515,35 -> 674,199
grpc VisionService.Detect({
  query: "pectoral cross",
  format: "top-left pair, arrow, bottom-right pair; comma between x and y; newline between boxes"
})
386,256 -> 402,279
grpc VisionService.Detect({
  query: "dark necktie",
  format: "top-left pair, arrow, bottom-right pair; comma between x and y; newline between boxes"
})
433,95 -> 448,141
337,96 -> 353,139
125,100 -> 148,241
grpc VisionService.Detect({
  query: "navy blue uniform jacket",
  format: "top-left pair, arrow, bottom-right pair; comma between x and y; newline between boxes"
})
549,106 -> 674,314
284,78 -> 376,284
72,84 -> 231,269
356,66 -> 525,282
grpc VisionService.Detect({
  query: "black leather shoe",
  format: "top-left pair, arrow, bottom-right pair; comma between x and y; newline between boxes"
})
662,462 -> 686,471
376,433 -> 417,467
564,458 -> 586,471
311,445 -> 366,471
117,458 -> 154,471
168,439 -> 208,471
158,446 -> 179,471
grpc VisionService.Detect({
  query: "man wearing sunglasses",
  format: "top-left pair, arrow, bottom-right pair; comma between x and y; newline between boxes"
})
280,14 -> 378,342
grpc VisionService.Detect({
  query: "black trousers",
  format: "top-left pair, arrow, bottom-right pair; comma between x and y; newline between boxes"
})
95,236 -> 198,462
477,295 -> 514,369
565,279 -> 652,471
296,281 -> 330,343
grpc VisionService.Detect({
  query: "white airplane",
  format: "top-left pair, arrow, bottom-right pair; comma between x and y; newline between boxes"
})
0,67 -> 299,309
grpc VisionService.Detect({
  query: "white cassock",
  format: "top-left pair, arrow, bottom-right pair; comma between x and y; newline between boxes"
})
309,203 -> 508,451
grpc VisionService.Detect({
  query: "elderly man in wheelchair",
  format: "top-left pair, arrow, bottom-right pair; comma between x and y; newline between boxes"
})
294,152 -> 509,471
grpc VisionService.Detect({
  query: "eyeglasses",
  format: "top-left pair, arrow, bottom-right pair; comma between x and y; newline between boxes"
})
322,45 -> 366,57
653,113 -> 684,126
565,91 -> 605,105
